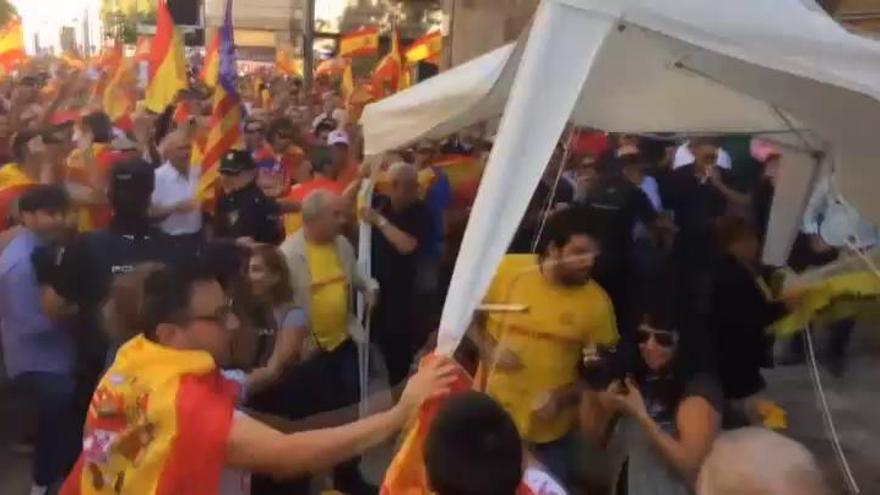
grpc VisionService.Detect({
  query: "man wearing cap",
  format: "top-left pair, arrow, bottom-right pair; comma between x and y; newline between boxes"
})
215,150 -> 284,245
328,129 -> 359,187
1,185 -> 79,494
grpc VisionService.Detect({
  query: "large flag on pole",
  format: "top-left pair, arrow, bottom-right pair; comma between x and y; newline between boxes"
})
339,26 -> 379,58
0,17 -> 24,74
103,58 -> 136,130
405,30 -> 443,65
201,31 -> 220,88
371,27 -> 408,98
145,0 -> 187,113
199,0 -> 242,201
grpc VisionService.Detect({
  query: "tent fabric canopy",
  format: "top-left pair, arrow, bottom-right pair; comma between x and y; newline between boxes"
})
361,0 -> 880,356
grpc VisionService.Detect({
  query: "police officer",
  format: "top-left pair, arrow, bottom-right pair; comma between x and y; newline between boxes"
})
34,159 -> 188,429
214,150 -> 284,245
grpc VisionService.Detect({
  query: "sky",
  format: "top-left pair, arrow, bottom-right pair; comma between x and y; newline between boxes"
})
13,0 -> 104,54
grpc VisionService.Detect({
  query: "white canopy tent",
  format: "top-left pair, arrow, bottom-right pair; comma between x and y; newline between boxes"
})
361,0 -> 880,355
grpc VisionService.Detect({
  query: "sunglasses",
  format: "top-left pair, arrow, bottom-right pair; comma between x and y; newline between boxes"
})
637,328 -> 677,348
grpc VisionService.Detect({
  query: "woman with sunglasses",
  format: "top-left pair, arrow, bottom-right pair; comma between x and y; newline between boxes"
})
582,304 -> 722,495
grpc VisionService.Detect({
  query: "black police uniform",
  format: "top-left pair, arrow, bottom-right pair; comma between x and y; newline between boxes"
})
214,151 -> 284,245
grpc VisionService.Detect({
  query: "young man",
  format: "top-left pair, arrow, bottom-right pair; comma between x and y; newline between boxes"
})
472,208 -> 618,487
215,150 -> 284,245
0,185 -> 79,494
425,392 -> 524,495
60,265 -> 456,494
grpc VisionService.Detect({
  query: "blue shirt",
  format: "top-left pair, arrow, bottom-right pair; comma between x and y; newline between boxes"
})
0,230 -> 74,378
423,167 -> 453,258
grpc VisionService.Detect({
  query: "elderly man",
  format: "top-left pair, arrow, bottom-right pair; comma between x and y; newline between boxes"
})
275,189 -> 378,494
361,162 -> 432,386
697,428 -> 831,495
150,130 -> 202,250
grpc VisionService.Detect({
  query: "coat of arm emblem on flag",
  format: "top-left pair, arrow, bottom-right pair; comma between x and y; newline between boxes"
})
82,373 -> 156,491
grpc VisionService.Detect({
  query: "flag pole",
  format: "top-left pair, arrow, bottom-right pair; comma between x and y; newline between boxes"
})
302,0 -> 316,100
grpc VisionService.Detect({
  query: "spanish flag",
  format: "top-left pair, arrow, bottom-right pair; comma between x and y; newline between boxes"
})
316,57 -> 348,77
60,335 -> 238,495
201,31 -> 221,88
371,27 -> 407,98
0,17 -> 25,73
66,143 -> 119,232
145,0 -> 187,113
103,58 -> 137,130
199,0 -> 243,202
93,44 -> 123,72
0,163 -> 34,224
339,26 -> 379,58
276,47 -> 300,76
405,30 -> 443,66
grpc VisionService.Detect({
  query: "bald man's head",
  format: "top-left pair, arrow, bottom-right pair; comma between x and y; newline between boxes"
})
697,428 -> 831,495
160,130 -> 192,170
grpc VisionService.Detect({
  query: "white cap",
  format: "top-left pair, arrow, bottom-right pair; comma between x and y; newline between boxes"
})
328,129 -> 350,146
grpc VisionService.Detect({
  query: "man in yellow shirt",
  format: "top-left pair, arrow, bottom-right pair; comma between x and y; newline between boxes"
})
473,208 -> 618,487
277,189 -> 379,494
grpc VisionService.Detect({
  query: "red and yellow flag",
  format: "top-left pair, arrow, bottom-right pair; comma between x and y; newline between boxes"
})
316,57 -> 348,77
341,63 -> 354,106
339,26 -> 379,58
145,0 -> 187,113
0,17 -> 25,74
60,335 -> 238,495
201,31 -> 220,88
0,163 -> 34,224
94,44 -> 123,72
275,47 -> 300,76
372,27 -> 409,98
405,30 -> 443,65
103,58 -> 137,130
66,143 -> 119,232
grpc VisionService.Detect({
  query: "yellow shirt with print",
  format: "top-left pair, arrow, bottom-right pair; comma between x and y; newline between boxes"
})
306,241 -> 350,351
481,254 -> 618,444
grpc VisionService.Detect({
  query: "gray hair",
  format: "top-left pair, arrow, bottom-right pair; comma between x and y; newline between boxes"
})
697,428 -> 830,495
301,189 -> 339,223
388,161 -> 418,182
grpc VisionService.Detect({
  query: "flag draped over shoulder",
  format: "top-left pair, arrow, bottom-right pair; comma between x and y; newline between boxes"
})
201,31 -> 220,88
340,27 -> 379,58
145,0 -> 187,113
60,335 -> 238,495
0,17 -> 25,74
199,0 -> 242,201
405,30 -> 442,65
0,163 -> 34,223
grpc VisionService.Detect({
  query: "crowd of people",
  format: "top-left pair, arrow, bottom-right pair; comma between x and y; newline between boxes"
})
0,58 -> 847,495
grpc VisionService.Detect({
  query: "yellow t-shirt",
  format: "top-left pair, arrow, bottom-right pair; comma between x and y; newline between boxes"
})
481,254 -> 618,444
306,241 -> 350,351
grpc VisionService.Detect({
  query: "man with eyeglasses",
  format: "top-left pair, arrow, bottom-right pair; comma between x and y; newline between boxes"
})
60,264 -> 457,495
470,208 -> 618,487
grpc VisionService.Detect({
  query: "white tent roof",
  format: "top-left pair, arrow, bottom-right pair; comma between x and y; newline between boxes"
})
360,0 -> 880,355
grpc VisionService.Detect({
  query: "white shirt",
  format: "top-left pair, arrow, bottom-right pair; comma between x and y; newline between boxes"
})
673,142 -> 732,169
151,161 -> 202,236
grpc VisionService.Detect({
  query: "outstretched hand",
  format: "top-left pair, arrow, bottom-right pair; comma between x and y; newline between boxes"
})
397,357 -> 459,418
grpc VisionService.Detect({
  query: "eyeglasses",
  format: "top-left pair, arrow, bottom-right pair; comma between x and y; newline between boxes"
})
636,327 -> 677,348
186,299 -> 234,326
245,128 -> 264,135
